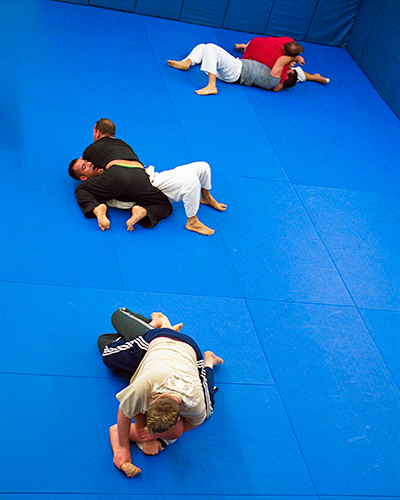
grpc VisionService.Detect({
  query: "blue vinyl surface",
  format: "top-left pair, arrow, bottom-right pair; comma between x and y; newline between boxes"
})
0,0 -> 399,498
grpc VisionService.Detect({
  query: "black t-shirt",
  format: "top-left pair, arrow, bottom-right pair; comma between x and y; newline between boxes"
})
83,136 -> 142,170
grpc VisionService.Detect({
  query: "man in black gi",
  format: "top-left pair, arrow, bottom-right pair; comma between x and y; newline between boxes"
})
69,119 -> 172,232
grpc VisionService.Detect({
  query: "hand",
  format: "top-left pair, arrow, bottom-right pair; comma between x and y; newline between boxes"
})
113,446 -> 132,469
142,440 -> 162,455
138,427 -> 155,442
295,55 -> 305,66
172,322 -> 183,332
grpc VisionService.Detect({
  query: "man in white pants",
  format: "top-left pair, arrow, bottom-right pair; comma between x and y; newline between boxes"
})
167,43 -> 304,95
71,119 -> 226,235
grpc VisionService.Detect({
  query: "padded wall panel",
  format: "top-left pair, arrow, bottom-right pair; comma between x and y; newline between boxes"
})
90,0 -> 136,10
346,0 -> 381,61
135,0 -> 184,20
307,0 -> 361,47
265,0 -> 319,40
180,0 -> 230,27
390,81 -> 400,118
358,0 -> 400,104
222,0 -> 274,34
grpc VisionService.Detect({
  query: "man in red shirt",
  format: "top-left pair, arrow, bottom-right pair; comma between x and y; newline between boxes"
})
237,36 -> 303,91
236,36 -> 330,86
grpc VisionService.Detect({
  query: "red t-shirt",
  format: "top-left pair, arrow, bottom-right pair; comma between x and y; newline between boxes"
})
242,36 -> 294,83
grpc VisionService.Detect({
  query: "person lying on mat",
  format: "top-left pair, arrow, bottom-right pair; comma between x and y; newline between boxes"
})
167,43 -> 304,95
97,308 -> 223,471
235,36 -> 329,85
69,118 -> 226,235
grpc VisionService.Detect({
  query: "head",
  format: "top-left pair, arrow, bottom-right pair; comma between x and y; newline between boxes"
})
68,158 -> 100,181
283,68 -> 298,89
283,42 -> 304,57
146,396 -> 181,434
93,118 -> 116,142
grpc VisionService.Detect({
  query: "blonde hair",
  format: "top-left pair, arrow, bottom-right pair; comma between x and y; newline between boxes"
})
146,396 -> 180,434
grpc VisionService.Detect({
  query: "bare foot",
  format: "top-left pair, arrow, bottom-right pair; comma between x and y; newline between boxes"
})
195,84 -> 218,95
235,43 -> 247,51
204,351 -> 224,368
93,204 -> 110,231
149,316 -> 163,328
167,59 -> 192,70
200,192 -> 227,211
314,73 -> 330,84
186,216 -> 215,235
126,206 -> 147,231
150,312 -> 170,329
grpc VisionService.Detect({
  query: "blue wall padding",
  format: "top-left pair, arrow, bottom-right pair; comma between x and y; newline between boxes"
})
357,0 -> 400,103
307,0 -> 360,46
347,0 -> 400,118
346,0 -> 381,60
78,0 -> 366,47
390,82 -> 400,117
222,0 -> 274,34
92,0 -> 137,10
180,0 -> 230,28
136,0 -> 183,19
265,0 -> 320,40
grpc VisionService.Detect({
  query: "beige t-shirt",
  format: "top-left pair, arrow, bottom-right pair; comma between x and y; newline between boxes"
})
116,338 -> 206,427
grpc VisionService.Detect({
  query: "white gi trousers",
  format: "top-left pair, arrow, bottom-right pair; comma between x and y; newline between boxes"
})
149,161 -> 212,218
186,43 -> 242,83
107,161 -> 212,219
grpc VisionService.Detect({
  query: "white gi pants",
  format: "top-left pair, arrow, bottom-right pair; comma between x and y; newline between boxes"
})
186,43 -> 242,83
107,161 -> 212,219
149,161 -> 212,218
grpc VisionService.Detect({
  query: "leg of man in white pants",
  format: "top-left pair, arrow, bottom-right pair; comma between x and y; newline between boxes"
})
150,161 -> 227,235
168,43 -> 242,95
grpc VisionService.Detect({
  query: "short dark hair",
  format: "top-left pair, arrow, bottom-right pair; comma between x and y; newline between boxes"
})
146,397 -> 180,434
95,118 -> 115,137
283,42 -> 303,57
68,158 -> 80,180
283,70 -> 298,88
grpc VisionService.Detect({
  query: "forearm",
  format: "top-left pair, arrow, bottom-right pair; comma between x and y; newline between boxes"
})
117,408 -> 132,449
270,55 -> 294,78
272,82 -> 284,92
74,185 -> 102,218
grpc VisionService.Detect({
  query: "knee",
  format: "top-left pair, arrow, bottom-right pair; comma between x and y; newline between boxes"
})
204,43 -> 217,54
199,161 -> 210,175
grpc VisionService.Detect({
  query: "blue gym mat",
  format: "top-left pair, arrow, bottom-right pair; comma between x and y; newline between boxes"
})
0,0 -> 399,498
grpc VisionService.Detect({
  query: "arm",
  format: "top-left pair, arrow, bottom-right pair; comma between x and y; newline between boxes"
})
74,181 -> 104,218
113,408 -> 133,469
133,412 -> 163,455
182,420 -> 199,432
271,55 -> 304,92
